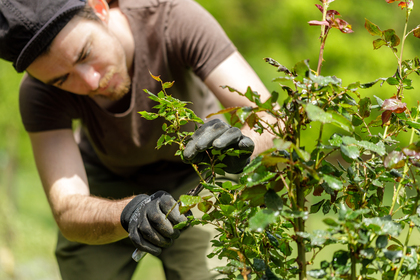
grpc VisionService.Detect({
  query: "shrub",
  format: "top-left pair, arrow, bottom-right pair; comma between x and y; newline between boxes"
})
140,1 -> 420,279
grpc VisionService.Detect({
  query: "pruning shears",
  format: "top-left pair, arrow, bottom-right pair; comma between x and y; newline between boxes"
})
132,173 -> 214,262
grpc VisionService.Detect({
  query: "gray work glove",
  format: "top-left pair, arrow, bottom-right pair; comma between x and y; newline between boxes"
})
183,119 -> 255,174
120,191 -> 187,256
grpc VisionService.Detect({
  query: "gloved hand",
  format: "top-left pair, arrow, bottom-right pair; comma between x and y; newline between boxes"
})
120,191 -> 187,256
183,119 -> 255,174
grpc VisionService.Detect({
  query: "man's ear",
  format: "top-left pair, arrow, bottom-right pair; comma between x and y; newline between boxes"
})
88,0 -> 110,23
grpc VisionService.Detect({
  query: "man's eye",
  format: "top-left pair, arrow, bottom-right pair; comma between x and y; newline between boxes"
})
81,47 -> 91,61
56,74 -> 69,86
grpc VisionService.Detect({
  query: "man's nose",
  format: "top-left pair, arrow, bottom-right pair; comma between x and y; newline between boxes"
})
75,64 -> 100,91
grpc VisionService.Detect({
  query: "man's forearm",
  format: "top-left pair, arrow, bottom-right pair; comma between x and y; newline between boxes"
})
53,194 -> 132,244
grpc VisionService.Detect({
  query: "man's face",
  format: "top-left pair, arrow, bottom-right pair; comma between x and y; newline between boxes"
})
27,15 -> 131,101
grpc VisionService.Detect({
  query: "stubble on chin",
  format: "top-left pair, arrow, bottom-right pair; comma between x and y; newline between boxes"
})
89,67 -> 131,101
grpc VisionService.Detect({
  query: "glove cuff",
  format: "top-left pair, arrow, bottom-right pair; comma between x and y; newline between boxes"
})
120,194 -> 149,232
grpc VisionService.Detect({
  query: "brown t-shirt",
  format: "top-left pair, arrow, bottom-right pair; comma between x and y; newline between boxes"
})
19,0 -> 236,184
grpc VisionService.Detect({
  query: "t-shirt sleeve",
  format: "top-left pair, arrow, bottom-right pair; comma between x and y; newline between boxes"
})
166,0 -> 237,80
19,74 -> 78,132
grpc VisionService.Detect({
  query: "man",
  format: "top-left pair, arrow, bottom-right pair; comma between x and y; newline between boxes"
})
0,0 -> 273,279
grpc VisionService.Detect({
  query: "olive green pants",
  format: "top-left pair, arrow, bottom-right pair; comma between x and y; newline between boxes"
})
54,161 -> 229,280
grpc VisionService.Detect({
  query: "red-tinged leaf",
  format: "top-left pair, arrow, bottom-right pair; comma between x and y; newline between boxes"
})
381,98 -> 407,113
334,18 -> 354,34
313,185 -> 324,196
149,71 -> 161,82
381,110 -> 392,126
413,26 -> 420,38
326,9 -> 340,17
309,20 -> 329,26
365,19 -> 383,36
384,151 -> 405,169
402,144 -> 420,160
398,2 -> 406,8
315,4 -> 323,13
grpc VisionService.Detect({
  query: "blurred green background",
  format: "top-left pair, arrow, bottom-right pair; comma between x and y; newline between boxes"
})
1,0 -> 420,279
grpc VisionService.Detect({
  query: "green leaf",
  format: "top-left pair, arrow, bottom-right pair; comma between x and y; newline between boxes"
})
310,200 -> 325,214
383,249 -> 403,262
384,29 -> 400,47
241,184 -> 267,201
386,77 -> 399,85
332,250 -> 349,270
294,146 -> 311,162
323,175 -> 343,191
373,38 -> 387,49
236,106 -> 253,123
357,140 -> 386,156
219,205 -> 236,215
197,201 -> 213,213
273,138 -> 293,150
376,235 -> 388,249
330,111 -> 353,132
212,266 -> 238,274
365,19 -> 383,36
264,189 -> 283,211
323,217 -> 339,227
406,120 -> 420,129
308,269 -> 327,279
180,195 -> 202,207
173,220 -> 189,230
340,144 -> 360,159
329,134 -> 343,147
138,111 -> 159,120
293,60 -> 310,77
249,209 -> 279,232
305,103 -> 333,124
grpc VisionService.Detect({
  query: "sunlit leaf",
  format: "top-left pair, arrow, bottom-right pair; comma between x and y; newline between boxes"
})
305,103 -> 333,123
340,144 -> 360,159
249,209 -> 279,232
381,97 -> 406,113
308,269 -> 327,279
323,174 -> 343,191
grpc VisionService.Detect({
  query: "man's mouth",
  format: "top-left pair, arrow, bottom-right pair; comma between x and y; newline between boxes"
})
99,68 -> 117,91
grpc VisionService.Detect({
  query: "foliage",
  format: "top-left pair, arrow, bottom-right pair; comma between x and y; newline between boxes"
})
140,1 -> 420,279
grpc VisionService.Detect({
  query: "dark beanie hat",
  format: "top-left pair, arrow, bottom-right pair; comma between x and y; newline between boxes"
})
0,0 -> 87,73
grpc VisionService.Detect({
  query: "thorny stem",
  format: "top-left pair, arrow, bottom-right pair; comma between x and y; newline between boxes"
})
393,222 -> 415,280
389,106 -> 419,216
397,6 -> 411,88
316,1 -> 329,76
